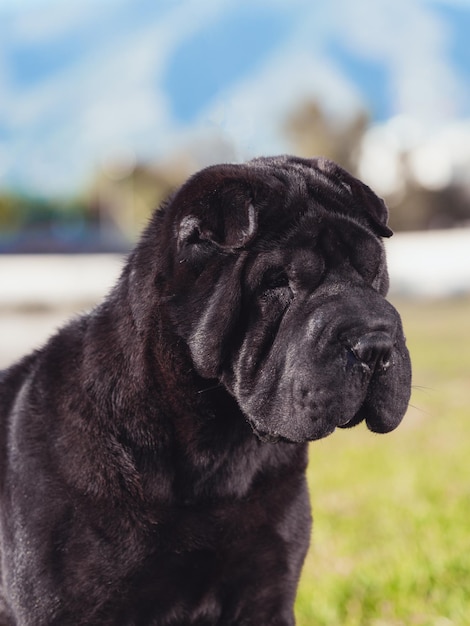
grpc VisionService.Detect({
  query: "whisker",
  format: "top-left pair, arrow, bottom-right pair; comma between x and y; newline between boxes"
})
197,383 -> 224,395
412,385 -> 434,391
407,402 -> 431,416
159,294 -> 176,303
411,385 -> 435,396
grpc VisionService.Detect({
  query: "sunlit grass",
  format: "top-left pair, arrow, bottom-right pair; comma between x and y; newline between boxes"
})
295,297 -> 470,626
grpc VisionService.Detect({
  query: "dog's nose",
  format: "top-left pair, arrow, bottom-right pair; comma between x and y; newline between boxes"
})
351,331 -> 393,372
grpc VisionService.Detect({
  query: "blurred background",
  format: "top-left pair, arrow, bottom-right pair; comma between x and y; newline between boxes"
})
0,0 -> 469,624
1,1 -> 470,314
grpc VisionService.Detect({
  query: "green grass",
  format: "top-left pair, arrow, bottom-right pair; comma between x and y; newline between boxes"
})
295,297 -> 470,626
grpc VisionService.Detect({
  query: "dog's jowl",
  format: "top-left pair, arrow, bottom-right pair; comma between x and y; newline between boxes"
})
0,156 -> 411,625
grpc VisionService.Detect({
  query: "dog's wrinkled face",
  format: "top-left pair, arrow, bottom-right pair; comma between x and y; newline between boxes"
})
164,156 -> 412,442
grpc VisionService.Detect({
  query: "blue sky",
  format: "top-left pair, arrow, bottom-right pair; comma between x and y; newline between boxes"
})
163,6 -> 295,123
0,0 -> 469,195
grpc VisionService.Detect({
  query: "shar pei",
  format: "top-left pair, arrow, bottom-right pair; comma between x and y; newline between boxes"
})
0,156 -> 411,625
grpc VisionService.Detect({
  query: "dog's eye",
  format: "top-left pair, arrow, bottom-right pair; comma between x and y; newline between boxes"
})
260,268 -> 291,293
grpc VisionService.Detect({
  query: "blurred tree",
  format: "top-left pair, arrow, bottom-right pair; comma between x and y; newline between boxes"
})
283,99 -> 470,232
0,193 -> 86,231
283,100 -> 369,174
2,104 -> 469,248
87,158 -> 191,242
387,181 -> 470,232
0,194 -> 22,232
0,192 -> 96,252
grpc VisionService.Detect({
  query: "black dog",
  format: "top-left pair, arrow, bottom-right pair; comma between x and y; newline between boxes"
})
0,156 -> 411,625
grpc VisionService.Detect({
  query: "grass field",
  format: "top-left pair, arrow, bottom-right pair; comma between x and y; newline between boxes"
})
295,297 -> 470,626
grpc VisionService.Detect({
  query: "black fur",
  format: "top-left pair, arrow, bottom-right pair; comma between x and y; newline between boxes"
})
0,156 -> 411,625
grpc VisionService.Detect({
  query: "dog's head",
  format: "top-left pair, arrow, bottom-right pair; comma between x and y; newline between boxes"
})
151,156 -> 411,442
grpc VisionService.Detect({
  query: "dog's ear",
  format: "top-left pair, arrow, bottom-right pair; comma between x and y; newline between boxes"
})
174,166 -> 260,253
315,158 -> 393,238
177,199 -> 257,252
345,175 -> 394,238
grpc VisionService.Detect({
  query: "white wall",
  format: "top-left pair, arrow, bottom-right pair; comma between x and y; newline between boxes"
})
1,229 -> 469,308
385,227 -> 470,298
0,229 -> 469,367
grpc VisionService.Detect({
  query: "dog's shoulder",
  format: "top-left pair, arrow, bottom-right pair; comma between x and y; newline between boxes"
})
0,315 -> 90,450
0,351 -> 39,414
